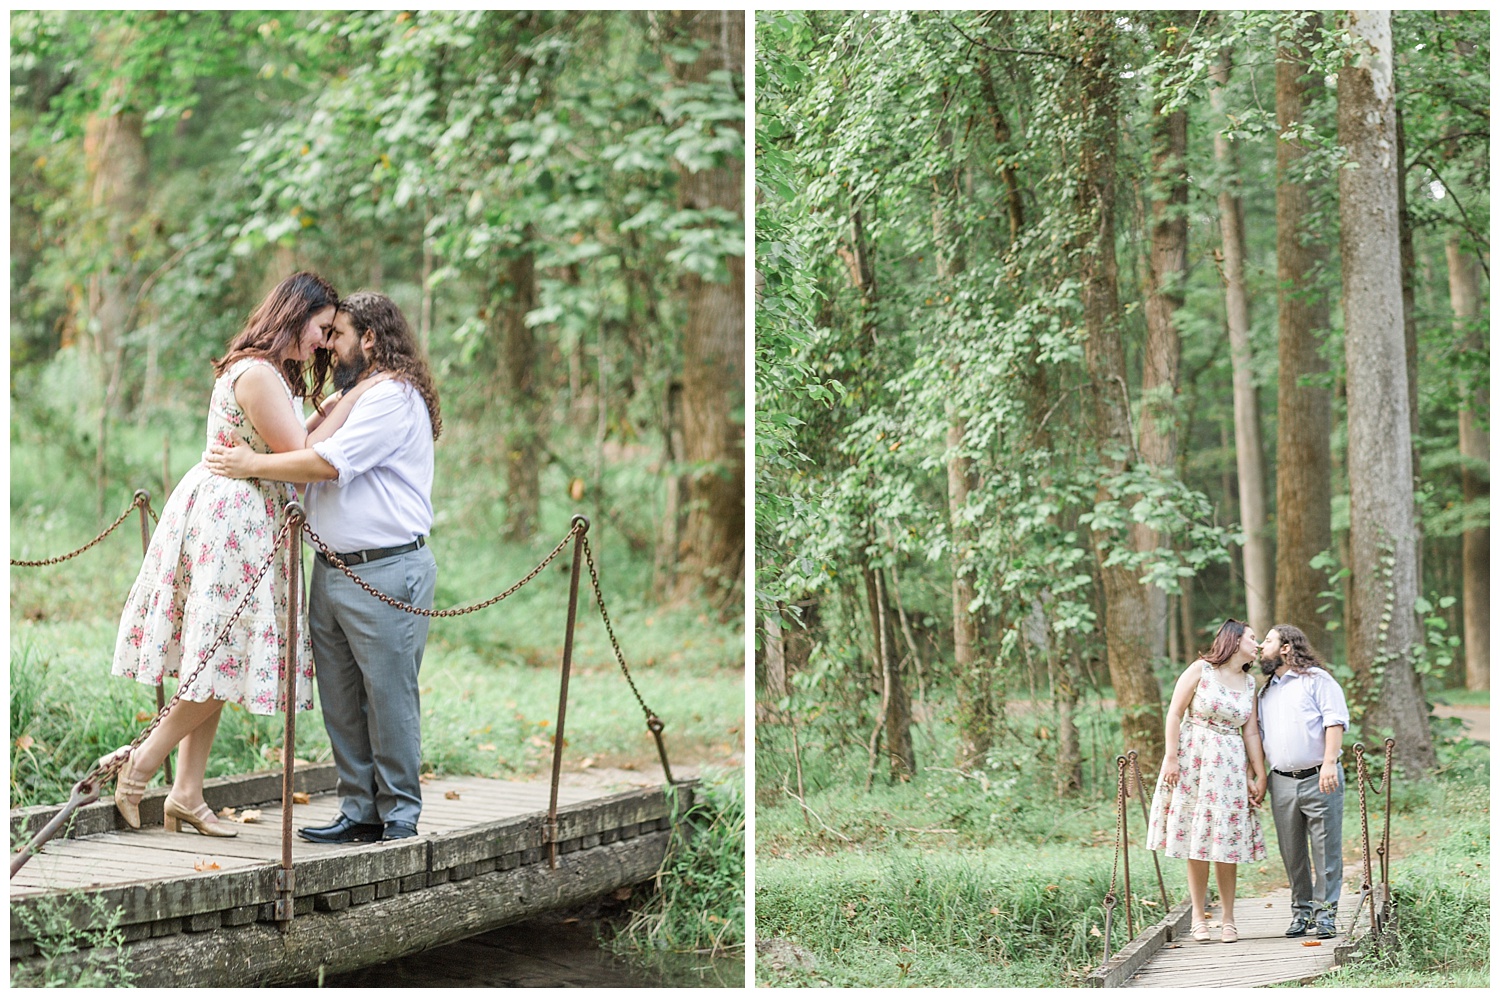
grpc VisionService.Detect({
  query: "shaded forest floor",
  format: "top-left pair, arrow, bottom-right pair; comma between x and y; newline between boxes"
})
754,698 -> 1488,987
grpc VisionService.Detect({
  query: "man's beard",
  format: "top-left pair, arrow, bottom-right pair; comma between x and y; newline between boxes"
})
1260,652 -> 1281,677
333,349 -> 370,392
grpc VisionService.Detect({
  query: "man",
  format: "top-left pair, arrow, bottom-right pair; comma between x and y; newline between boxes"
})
1257,624 -> 1349,940
208,291 -> 441,843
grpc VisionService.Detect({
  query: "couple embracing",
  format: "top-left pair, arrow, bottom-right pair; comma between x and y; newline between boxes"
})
1146,619 -> 1350,944
104,273 -> 439,846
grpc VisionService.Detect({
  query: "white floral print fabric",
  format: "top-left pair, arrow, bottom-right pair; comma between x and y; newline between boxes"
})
112,358 -> 313,714
1146,660 -> 1267,863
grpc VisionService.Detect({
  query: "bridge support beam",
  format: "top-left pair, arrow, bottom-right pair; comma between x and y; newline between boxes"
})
1086,899 -> 1193,987
13,830 -> 671,987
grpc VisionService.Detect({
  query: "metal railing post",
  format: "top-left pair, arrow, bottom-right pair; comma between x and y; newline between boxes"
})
276,503 -> 304,929
1118,755 -> 1134,940
546,516 -> 588,870
135,490 -> 172,785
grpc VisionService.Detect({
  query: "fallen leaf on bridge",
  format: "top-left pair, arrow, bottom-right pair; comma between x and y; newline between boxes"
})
445,790 -> 461,800
194,859 -> 220,871
1302,941 -> 1321,947
292,792 -> 311,804
238,809 -> 262,823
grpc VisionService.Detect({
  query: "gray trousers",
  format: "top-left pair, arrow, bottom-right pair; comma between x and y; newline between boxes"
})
1269,768 -> 1344,917
310,547 -> 437,827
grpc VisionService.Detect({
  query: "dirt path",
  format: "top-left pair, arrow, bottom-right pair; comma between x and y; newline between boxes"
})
1431,704 -> 1489,742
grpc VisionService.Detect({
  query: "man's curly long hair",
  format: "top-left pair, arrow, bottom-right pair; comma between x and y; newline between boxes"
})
213,271 -> 337,404
1270,624 -> 1323,676
336,291 -> 442,440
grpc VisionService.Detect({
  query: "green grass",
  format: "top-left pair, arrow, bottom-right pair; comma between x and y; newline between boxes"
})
755,692 -> 1489,987
608,770 -> 746,960
1429,686 -> 1491,707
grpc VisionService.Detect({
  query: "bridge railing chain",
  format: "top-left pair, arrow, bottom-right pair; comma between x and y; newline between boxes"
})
1126,751 -> 1171,912
303,514 -> 674,865
10,519 -> 291,879
1099,754 -> 1131,971
10,490 -> 158,567
1352,738 -> 1397,947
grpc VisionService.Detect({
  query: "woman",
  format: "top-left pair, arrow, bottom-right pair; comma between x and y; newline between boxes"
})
1145,619 -> 1268,943
104,272 -> 384,837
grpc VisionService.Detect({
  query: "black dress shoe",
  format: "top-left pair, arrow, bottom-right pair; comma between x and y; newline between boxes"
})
299,815 -> 383,844
1284,913 -> 1313,937
382,820 -> 419,841
1315,916 -> 1338,939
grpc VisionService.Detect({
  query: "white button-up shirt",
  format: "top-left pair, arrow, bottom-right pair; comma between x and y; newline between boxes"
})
306,380 -> 434,553
1258,666 -> 1350,773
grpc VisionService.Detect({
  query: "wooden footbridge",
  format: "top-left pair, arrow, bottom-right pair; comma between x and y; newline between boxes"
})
11,764 -> 693,986
11,496 -> 694,986
1086,746 -> 1397,988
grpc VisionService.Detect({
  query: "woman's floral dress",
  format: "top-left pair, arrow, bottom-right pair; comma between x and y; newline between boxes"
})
1146,660 -> 1266,863
112,358 -> 313,714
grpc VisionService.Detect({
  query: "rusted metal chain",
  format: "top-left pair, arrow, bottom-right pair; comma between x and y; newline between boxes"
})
1127,751 -> 1170,911
135,492 -> 172,785
1380,738 -> 1394,905
301,520 -> 579,616
1353,743 -> 1378,944
1098,754 -> 1128,971
10,491 -> 153,567
10,521 -> 291,878
581,535 -> 673,784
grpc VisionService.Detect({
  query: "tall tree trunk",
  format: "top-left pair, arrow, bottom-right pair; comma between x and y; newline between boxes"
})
499,248 -> 540,542
1071,11 -> 1165,770
1274,12 -> 1334,646
1211,49 -> 1274,636
666,11 -> 746,605
1447,236 -> 1489,691
932,132 -> 992,770
864,559 -> 915,780
82,48 -> 148,518
1395,108 -> 1424,599
1133,14 -> 1189,663
1337,10 -> 1435,771
949,413 -> 990,769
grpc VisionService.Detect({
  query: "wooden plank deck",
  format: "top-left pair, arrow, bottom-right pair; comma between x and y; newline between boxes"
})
1121,887 -> 1365,988
10,765 -> 692,986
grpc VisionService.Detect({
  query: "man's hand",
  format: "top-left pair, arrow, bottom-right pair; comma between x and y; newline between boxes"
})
1250,773 -> 1268,806
205,440 -> 258,479
1319,760 -> 1340,794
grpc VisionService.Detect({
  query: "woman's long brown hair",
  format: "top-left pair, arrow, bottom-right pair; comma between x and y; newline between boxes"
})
213,271 -> 338,404
1202,618 -> 1253,673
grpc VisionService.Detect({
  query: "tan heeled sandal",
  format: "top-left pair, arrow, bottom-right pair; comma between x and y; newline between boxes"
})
1221,921 -> 1239,943
1191,920 -> 1211,942
99,747 -> 149,830
164,795 -> 239,838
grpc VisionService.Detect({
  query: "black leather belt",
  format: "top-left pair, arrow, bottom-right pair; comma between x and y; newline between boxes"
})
1273,766 -> 1321,780
319,536 -> 426,567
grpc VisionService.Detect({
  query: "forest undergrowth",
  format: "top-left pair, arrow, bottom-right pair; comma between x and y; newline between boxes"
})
754,695 -> 1489,988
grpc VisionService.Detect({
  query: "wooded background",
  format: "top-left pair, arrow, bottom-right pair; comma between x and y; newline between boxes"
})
756,10 -> 1487,789
11,10 -> 745,608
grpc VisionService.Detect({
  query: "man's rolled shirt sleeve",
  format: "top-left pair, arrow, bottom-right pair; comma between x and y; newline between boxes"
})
1311,670 -> 1351,731
312,384 -> 408,488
